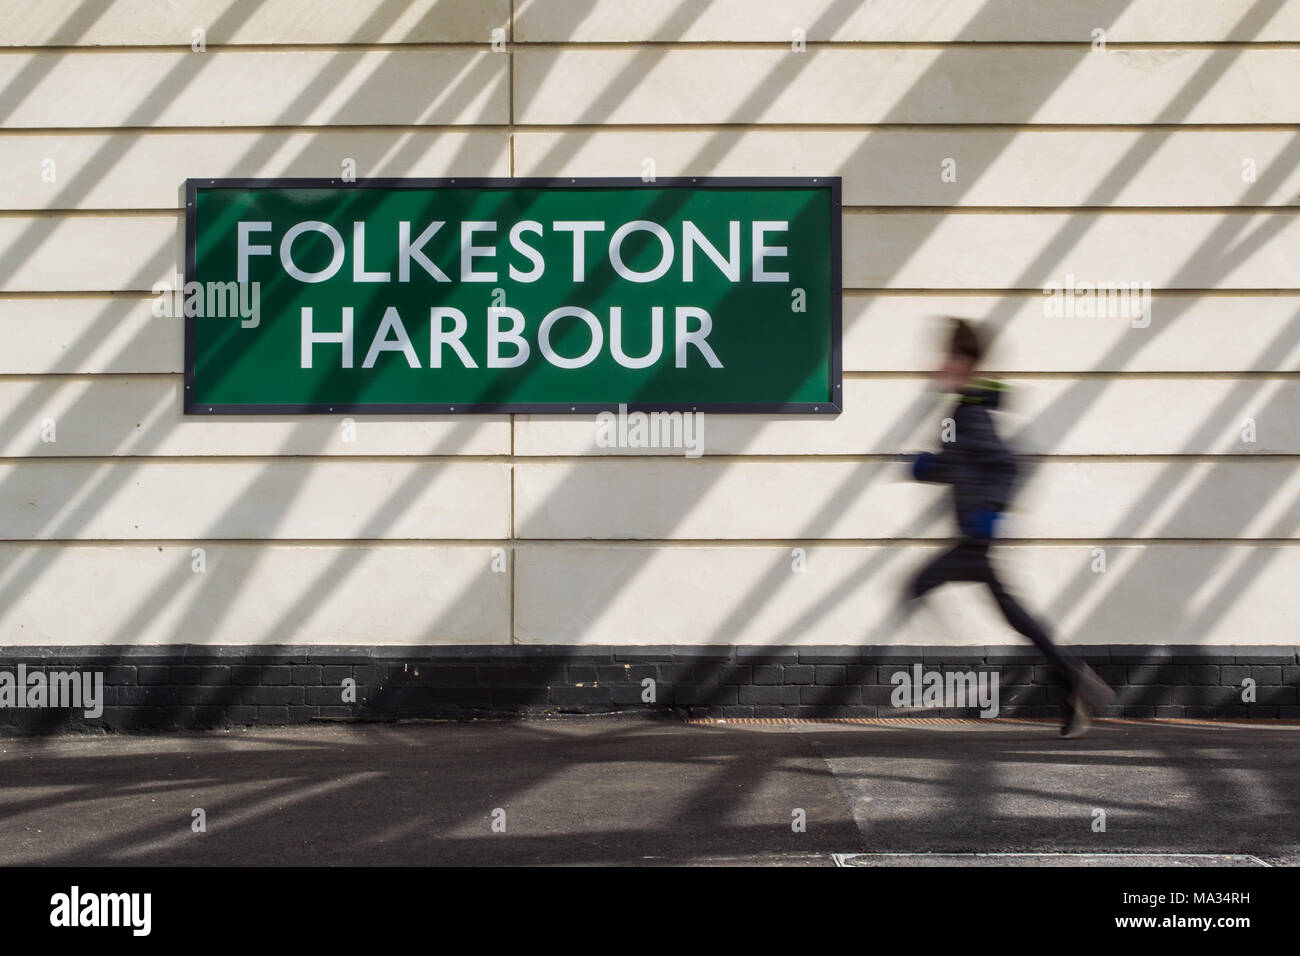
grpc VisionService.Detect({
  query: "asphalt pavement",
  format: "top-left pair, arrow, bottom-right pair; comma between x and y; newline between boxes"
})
1,715 -> 1295,866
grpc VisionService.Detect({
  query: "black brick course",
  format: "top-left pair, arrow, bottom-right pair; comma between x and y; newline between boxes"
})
0,644 -> 1294,732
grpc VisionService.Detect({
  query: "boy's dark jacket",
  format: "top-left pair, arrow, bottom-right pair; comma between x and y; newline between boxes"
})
911,380 -> 1020,540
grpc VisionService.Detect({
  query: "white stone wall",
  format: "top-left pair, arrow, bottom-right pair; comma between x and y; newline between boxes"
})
0,1 -> 1295,647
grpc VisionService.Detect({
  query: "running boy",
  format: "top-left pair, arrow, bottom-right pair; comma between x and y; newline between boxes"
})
907,318 -> 1114,737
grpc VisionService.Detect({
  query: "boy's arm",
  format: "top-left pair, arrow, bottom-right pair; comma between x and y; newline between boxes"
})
959,404 -> 1012,459
957,405 -> 1019,509
910,449 -> 953,483
911,406 -> 1017,489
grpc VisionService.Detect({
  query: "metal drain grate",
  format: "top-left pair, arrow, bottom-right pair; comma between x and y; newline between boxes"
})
688,716 -> 1300,728
833,852 -> 1272,867
688,716 -> 1053,726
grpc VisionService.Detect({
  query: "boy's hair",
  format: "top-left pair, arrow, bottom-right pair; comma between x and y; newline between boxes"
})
947,317 -> 985,365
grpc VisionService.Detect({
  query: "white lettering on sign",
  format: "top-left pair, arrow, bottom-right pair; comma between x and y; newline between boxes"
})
399,220 -> 450,282
243,218 -> 789,285
752,221 -> 790,282
234,216 -> 793,376
301,306 -> 354,368
281,220 -> 345,282
303,305 -> 723,372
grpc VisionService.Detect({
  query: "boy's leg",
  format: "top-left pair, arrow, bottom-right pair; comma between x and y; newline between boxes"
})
909,540 -> 1113,734
881,541 -> 1006,643
978,551 -> 1115,735
873,543 -> 978,643
908,541 -> 990,599
957,542 -> 1082,684
982,570 -> 1081,689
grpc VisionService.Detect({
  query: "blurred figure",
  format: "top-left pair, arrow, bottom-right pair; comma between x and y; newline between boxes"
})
907,318 -> 1114,737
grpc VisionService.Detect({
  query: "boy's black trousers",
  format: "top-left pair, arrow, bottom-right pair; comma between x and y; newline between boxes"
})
909,539 -> 1081,690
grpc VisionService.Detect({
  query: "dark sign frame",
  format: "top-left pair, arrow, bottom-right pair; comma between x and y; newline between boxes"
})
183,177 -> 842,415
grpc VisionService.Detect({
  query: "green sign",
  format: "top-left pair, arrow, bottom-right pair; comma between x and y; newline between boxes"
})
184,178 -> 841,414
